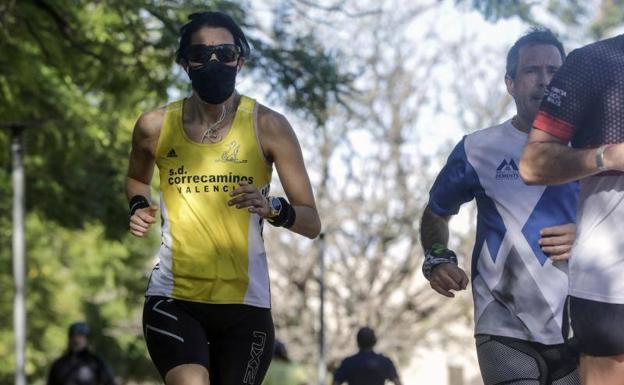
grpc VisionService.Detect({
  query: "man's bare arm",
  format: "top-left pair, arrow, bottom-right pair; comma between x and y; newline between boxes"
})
420,206 -> 469,297
520,128 -> 624,185
420,206 -> 450,251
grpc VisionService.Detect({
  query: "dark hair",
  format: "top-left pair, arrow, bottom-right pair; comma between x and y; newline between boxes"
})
68,321 -> 90,337
175,11 -> 251,64
506,27 -> 565,79
356,327 -> 377,350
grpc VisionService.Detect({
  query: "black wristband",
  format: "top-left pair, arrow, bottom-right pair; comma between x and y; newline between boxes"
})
422,244 -> 458,280
283,202 -> 296,229
268,198 -> 296,228
129,195 -> 150,217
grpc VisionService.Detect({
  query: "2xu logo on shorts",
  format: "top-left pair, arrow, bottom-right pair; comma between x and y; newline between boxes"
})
243,331 -> 266,384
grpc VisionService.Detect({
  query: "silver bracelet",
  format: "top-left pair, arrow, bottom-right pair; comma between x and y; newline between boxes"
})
596,145 -> 609,172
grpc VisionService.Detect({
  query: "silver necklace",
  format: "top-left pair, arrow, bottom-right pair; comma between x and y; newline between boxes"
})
201,104 -> 227,143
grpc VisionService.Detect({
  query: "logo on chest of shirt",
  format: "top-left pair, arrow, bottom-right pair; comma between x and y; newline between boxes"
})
216,141 -> 248,163
496,159 -> 519,180
167,165 -> 255,195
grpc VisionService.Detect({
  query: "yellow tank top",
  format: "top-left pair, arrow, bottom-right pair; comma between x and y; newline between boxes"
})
146,96 -> 273,308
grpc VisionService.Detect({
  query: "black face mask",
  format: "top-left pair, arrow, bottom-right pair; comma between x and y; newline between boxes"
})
188,61 -> 237,104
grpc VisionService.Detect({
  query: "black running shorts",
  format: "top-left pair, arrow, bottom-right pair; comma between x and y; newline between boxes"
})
142,296 -> 274,384
476,334 -> 579,385
568,295 -> 624,356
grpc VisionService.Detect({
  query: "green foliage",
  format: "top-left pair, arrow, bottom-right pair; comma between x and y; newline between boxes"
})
543,0 -> 624,37
457,0 -> 624,39
0,214 -> 162,384
250,4 -> 353,125
455,0 -> 534,22
546,0 -> 589,27
1,0 -> 181,237
587,0 -> 624,39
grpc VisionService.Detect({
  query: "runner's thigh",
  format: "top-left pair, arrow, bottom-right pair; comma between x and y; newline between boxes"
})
142,296 -> 210,380
569,295 -> 624,356
208,305 -> 274,385
476,335 -> 546,385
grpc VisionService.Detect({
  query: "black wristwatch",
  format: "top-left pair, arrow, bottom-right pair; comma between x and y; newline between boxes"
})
267,196 -> 282,218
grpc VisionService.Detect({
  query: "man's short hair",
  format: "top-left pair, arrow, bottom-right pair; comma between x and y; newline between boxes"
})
357,327 -> 377,349
175,11 -> 251,64
506,27 -> 565,79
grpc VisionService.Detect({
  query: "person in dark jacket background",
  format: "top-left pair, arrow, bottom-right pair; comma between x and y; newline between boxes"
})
47,322 -> 117,385
333,327 -> 402,385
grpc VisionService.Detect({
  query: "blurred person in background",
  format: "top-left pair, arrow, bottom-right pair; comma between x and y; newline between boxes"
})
332,327 -> 402,385
47,322 -> 117,385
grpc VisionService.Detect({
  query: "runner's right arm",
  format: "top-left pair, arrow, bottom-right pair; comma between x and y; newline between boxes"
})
125,109 -> 164,237
420,207 -> 469,297
420,137 -> 474,297
520,48 -> 624,183
420,206 -> 450,252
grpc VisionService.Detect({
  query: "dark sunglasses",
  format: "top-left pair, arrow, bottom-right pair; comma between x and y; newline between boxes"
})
184,44 -> 240,64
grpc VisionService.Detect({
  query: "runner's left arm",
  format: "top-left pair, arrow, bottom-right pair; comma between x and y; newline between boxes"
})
266,112 -> 320,238
519,129 -> 620,184
229,107 -> 321,239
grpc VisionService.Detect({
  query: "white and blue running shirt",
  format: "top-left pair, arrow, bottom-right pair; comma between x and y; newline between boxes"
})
428,119 -> 579,344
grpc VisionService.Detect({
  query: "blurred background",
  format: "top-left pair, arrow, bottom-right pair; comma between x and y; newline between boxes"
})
1,0 -> 623,384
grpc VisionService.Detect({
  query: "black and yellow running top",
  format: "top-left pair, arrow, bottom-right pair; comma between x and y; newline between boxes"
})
145,95 -> 273,308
